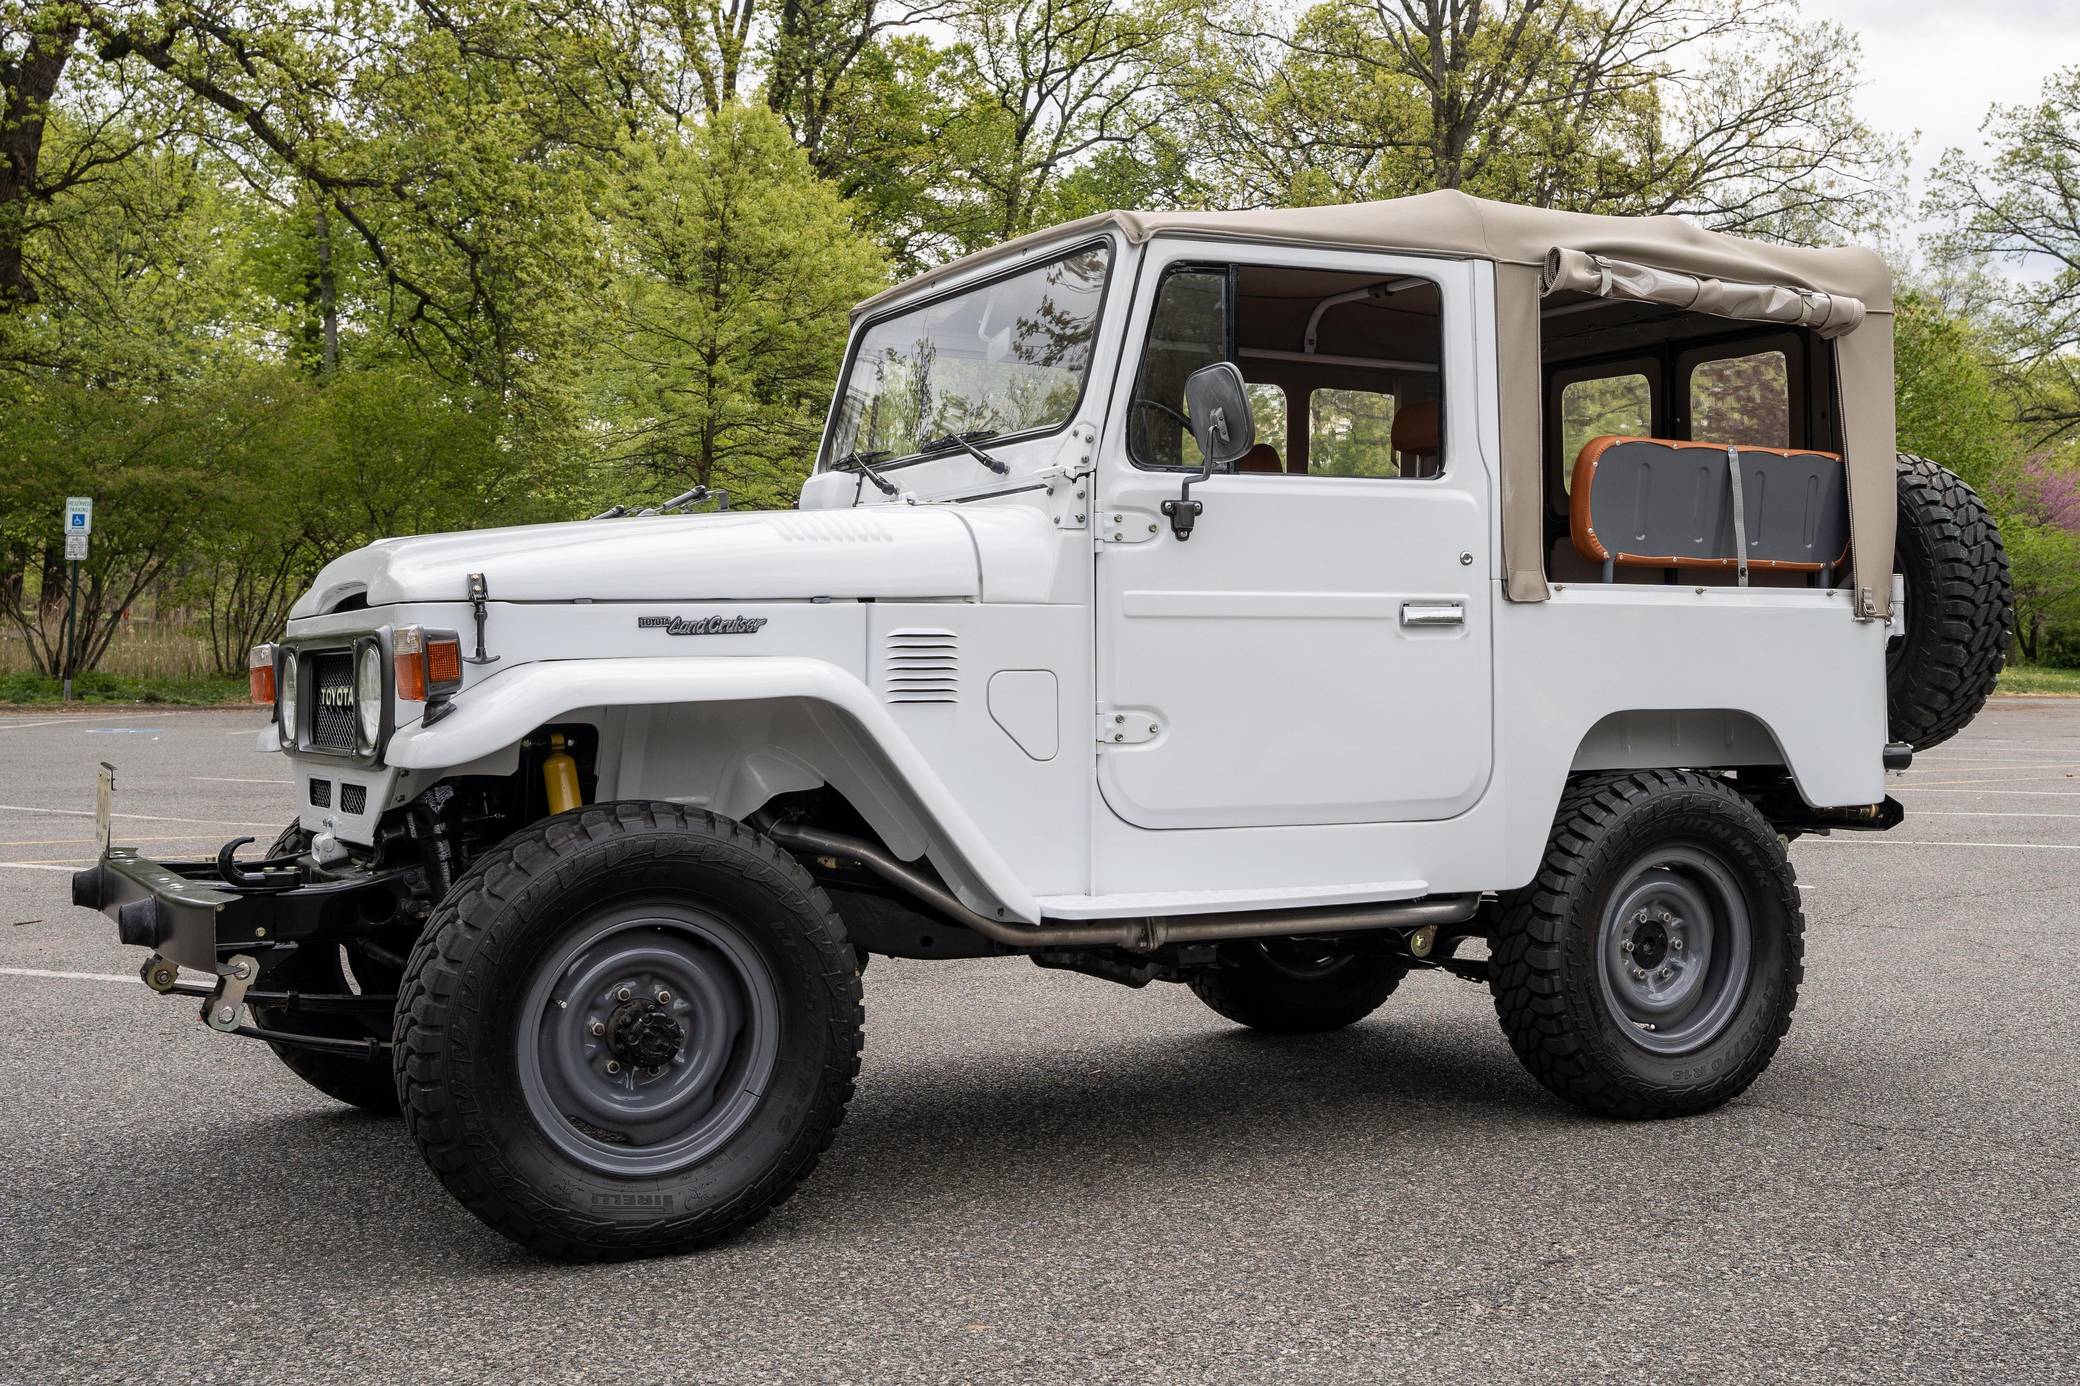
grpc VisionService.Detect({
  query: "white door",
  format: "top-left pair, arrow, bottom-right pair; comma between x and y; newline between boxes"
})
1093,244 -> 1494,829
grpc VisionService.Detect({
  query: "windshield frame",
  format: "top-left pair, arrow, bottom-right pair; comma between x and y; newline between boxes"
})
819,236 -> 1118,478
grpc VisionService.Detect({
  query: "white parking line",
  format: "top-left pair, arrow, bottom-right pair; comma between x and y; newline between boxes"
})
192,777 -> 290,785
1893,787 -> 2080,796
1798,838 -> 2080,852
1904,810 -> 2080,819
0,803 -> 280,830
0,966 -> 138,984
1,862 -> 80,872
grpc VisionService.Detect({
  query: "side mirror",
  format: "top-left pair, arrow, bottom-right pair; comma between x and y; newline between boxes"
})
1183,361 -> 1256,471
1162,362 -> 1257,541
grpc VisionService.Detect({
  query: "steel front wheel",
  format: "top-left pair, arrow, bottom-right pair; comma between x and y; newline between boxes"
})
1490,771 -> 1804,1118
394,804 -> 862,1260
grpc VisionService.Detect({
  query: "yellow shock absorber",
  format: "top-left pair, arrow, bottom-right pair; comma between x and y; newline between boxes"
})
542,733 -> 582,815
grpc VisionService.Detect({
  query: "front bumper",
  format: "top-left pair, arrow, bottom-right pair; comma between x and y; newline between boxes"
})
72,841 -> 418,1051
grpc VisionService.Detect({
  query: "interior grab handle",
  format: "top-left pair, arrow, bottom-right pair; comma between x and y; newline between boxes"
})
1400,600 -> 1465,627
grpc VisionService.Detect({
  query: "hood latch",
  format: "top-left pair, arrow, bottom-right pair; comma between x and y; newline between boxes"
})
466,572 -> 500,666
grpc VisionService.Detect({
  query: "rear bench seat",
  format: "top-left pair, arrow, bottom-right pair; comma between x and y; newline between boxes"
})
1569,435 -> 1849,584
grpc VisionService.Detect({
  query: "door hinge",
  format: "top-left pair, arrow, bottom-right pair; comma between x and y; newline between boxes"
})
1039,424 -> 1098,531
1096,706 -> 1161,745
1095,508 -> 1161,544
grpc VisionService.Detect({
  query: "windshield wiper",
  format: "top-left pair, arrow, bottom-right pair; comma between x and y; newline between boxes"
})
833,449 -> 899,496
916,430 -> 1009,475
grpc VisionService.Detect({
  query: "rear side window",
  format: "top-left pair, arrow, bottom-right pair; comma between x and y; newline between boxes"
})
1690,350 -> 1789,448
1558,372 -> 1652,491
1309,388 -> 1399,477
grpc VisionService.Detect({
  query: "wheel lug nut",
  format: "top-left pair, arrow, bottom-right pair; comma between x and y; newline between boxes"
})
656,989 -> 672,1004
605,1059 -> 621,1074
1620,940 -> 1634,953
589,1020 -> 605,1036
1631,967 -> 1647,980
1658,967 -> 1671,980
1635,911 -> 1649,925
1671,938 -> 1685,951
1659,911 -> 1673,923
615,986 -> 632,1002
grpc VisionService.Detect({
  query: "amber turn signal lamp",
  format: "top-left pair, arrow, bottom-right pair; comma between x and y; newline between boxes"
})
392,626 -> 465,703
247,644 -> 277,705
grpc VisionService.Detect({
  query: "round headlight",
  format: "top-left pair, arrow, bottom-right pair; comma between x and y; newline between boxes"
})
279,653 -> 298,732
354,643 -> 383,748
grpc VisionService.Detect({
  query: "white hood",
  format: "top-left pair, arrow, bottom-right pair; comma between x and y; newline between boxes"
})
291,508 -> 1000,617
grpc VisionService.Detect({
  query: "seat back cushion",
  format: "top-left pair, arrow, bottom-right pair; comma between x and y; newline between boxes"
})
1569,436 -> 1849,572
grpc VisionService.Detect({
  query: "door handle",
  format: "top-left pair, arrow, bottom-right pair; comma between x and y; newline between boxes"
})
1400,600 -> 1465,627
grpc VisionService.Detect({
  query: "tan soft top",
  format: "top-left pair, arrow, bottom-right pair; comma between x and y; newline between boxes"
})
854,189 -> 1893,318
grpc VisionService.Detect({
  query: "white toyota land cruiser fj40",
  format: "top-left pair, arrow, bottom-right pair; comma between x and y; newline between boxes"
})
73,191 -> 2012,1259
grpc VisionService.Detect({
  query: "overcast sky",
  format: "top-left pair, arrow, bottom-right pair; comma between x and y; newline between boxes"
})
1798,0 -> 2077,193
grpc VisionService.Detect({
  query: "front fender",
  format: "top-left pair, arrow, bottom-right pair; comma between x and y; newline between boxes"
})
384,657 -> 1041,923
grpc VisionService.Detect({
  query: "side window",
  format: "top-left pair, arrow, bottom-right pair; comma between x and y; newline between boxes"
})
1689,350 -> 1789,448
1128,267 -> 1227,468
1309,388 -> 1398,477
1243,384 -> 1289,470
1558,372 -> 1652,492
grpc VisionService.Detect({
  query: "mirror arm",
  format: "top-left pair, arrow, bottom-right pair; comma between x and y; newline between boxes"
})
1160,458 -> 1214,541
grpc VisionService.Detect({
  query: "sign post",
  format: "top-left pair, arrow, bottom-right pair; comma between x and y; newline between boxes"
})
61,498 -> 92,702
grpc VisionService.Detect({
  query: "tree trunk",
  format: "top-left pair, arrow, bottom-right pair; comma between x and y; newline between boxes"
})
315,201 -> 339,373
0,18 -> 80,307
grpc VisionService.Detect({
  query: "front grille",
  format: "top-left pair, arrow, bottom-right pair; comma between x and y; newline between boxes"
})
309,649 -> 356,750
339,783 -> 367,815
308,778 -> 332,808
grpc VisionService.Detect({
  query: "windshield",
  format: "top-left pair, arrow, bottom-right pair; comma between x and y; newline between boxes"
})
825,243 -> 1111,470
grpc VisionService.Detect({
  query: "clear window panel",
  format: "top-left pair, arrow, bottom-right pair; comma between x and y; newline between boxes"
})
1559,372 -> 1652,491
1309,388 -> 1399,477
1690,351 -> 1789,449
827,244 -> 1110,467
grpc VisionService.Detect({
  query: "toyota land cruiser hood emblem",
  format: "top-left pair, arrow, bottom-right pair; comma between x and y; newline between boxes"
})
637,614 -> 769,636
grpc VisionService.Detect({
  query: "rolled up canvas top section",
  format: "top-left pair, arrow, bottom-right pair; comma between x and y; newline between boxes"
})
1541,246 -> 1865,338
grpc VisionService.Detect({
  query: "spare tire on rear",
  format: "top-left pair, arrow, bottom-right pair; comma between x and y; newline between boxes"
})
1888,453 -> 2012,751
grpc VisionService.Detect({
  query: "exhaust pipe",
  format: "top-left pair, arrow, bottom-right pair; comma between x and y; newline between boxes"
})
765,820 -> 1479,951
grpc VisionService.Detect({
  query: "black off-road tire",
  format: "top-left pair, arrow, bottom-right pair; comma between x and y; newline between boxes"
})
250,821 -> 401,1115
393,803 -> 862,1260
1189,936 -> 1409,1033
1890,453 -> 2011,751
1490,771 -> 1804,1119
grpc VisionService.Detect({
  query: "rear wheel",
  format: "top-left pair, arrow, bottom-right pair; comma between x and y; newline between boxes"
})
1490,771 -> 1803,1118
1189,935 -> 1408,1033
394,804 -> 862,1259
1889,453 -> 2011,750
251,821 -> 401,1115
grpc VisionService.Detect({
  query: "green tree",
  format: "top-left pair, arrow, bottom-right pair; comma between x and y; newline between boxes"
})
592,103 -> 885,510
1927,65 -> 2080,442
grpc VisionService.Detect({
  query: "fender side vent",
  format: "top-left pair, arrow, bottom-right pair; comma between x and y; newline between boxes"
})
884,629 -> 958,704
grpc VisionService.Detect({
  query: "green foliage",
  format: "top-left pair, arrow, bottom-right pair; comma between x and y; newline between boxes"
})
0,0 -> 2071,694
0,670 -> 246,706
593,103 -> 885,510
1894,292 -> 2016,492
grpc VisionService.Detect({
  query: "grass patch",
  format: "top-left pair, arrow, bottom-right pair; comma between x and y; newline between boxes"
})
0,671 -> 249,706
1996,664 -> 2080,696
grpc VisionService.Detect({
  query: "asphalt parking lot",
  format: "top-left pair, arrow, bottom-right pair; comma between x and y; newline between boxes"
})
2,702 -> 2076,1384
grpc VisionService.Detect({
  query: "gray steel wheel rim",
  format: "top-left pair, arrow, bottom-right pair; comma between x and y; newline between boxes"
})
1595,845 -> 1753,1055
516,901 -> 780,1176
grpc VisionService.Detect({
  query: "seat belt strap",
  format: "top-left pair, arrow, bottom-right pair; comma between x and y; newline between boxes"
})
1726,445 -> 1749,587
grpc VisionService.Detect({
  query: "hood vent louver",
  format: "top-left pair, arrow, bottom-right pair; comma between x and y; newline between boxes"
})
884,629 -> 959,705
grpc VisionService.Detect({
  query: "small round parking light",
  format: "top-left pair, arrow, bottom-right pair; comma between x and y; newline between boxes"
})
355,643 -> 384,749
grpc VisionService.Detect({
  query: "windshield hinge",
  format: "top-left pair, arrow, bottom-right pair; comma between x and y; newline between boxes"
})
1096,705 -> 1161,745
